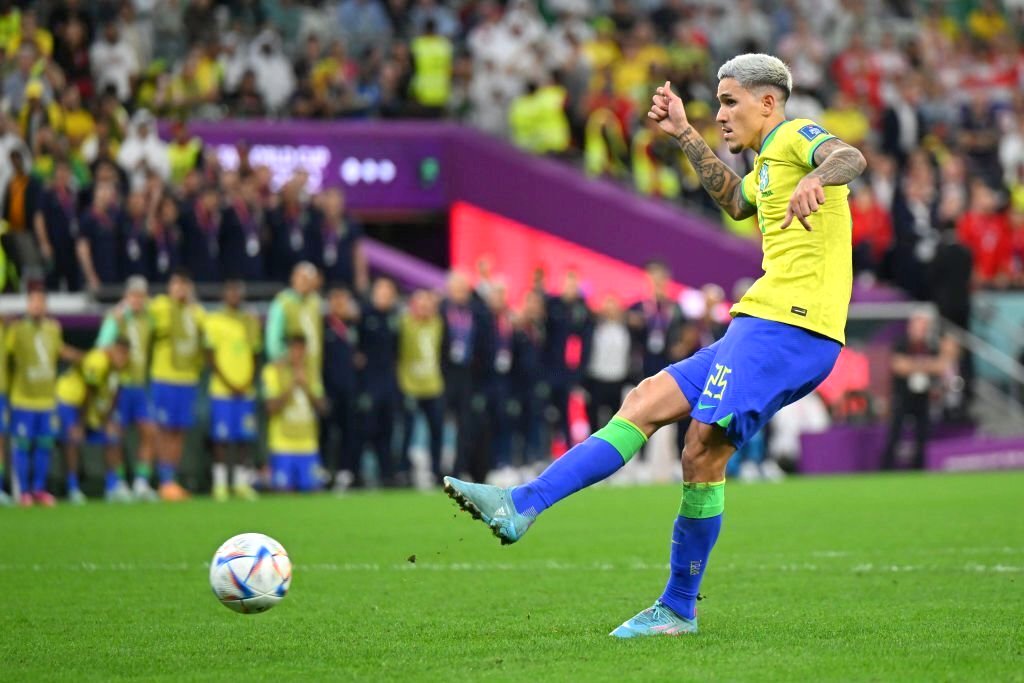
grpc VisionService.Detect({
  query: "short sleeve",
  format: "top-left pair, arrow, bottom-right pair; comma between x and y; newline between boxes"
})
202,314 -> 218,350
786,121 -> 836,169
82,352 -> 107,387
740,170 -> 757,207
150,298 -> 169,336
261,365 -> 280,400
95,314 -> 119,348
247,314 -> 263,354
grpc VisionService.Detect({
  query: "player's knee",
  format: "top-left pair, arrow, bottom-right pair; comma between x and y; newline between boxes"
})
618,377 -> 659,432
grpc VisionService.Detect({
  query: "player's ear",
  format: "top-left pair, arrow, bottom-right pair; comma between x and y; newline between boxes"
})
761,91 -> 775,116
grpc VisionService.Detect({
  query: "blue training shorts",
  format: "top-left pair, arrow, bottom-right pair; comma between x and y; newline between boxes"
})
116,385 -> 151,425
666,315 -> 841,450
10,407 -> 58,445
269,453 -> 319,492
209,397 -> 257,443
57,403 -> 117,446
150,382 -> 198,429
0,394 -> 7,434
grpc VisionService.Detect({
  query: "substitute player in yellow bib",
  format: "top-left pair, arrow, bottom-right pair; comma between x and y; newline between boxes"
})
55,339 -> 132,503
262,334 -> 327,492
441,54 -> 866,637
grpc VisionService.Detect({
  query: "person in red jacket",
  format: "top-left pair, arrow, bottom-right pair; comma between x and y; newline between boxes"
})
850,183 -> 893,277
956,179 -> 1012,287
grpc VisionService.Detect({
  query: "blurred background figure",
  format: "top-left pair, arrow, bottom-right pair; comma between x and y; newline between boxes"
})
358,277 -> 401,486
881,310 -> 954,470
204,280 -> 261,502
323,284 -> 362,492
398,288 -> 445,487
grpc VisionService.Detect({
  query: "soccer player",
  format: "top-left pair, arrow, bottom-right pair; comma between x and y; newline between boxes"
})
262,334 -> 327,492
204,280 -> 261,501
149,268 -> 205,501
6,285 -> 82,506
55,338 -> 133,503
95,275 -> 159,501
266,261 -> 323,379
443,54 -> 866,637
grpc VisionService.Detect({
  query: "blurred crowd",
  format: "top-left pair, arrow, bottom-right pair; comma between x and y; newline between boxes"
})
1,1 -> 1024,307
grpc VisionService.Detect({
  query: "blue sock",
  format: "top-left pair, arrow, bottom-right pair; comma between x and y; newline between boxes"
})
157,462 -> 176,486
105,470 -> 120,493
32,446 -> 52,493
67,471 -> 81,492
13,443 -> 30,494
660,482 -> 725,621
510,417 -> 646,516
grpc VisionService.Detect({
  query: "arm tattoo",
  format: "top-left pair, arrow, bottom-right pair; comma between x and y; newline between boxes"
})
808,138 -> 867,186
675,126 -> 755,220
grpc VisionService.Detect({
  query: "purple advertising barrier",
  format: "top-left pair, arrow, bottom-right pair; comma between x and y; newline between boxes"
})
796,423 -> 1024,474
175,120 -> 765,291
927,436 -> 1024,471
363,237 -> 447,291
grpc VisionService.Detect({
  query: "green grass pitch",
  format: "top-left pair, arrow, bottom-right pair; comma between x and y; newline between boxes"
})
1,471 -> 1022,682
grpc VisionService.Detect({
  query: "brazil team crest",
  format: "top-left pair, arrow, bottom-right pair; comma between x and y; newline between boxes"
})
759,162 -> 770,192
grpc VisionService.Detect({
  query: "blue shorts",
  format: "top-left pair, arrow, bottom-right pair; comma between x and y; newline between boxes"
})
10,407 -> 58,445
269,453 -> 319,492
116,385 -> 151,425
0,394 -> 8,434
57,403 -> 117,446
666,316 -> 841,450
150,382 -> 198,429
210,397 -> 257,443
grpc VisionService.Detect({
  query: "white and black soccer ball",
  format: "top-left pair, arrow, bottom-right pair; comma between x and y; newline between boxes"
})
210,533 -> 292,614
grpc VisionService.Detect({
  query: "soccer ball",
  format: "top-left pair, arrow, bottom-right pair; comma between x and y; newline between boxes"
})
209,533 -> 292,614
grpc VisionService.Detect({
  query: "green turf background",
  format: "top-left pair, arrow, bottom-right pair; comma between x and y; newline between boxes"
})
1,472 -> 1022,681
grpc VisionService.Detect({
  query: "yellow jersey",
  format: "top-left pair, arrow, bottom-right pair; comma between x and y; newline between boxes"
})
149,295 -> 206,385
262,362 -> 322,455
736,118 -> 852,344
204,308 -> 261,399
56,348 -> 118,429
6,317 -> 63,410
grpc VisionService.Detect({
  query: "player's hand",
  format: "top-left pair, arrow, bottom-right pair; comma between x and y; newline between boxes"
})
648,81 -> 690,139
781,177 -> 825,231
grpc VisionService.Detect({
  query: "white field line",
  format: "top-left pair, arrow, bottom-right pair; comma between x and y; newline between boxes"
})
0,560 -> 1019,573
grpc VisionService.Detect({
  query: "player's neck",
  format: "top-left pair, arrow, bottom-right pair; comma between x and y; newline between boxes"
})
755,116 -> 787,152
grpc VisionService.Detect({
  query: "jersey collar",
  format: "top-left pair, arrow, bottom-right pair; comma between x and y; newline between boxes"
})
758,119 -> 788,155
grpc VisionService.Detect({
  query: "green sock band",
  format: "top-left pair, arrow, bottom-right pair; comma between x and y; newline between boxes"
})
679,481 -> 726,519
135,463 -> 152,479
592,416 -> 648,463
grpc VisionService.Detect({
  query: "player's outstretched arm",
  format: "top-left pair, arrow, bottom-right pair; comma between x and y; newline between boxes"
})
648,81 -> 754,220
782,138 -> 867,230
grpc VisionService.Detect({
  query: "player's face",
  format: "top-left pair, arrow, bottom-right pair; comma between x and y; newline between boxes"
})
716,78 -> 762,154
288,341 -> 306,365
26,291 -> 46,318
126,289 -> 146,312
110,345 -> 130,369
224,282 -> 244,308
169,276 -> 191,301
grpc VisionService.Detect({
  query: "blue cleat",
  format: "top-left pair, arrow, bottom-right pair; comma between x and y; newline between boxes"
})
610,601 -> 698,638
443,476 -> 536,545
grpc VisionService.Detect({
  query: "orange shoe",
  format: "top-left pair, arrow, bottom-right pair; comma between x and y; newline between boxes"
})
159,482 -> 190,502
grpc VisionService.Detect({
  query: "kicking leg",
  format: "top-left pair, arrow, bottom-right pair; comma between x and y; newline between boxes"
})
444,371 -> 692,544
